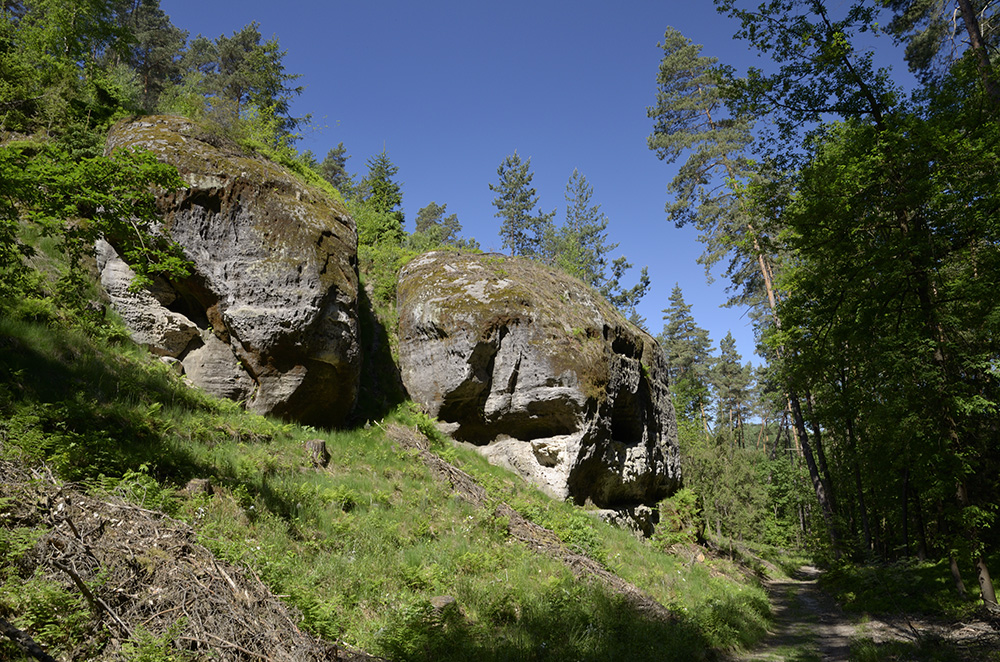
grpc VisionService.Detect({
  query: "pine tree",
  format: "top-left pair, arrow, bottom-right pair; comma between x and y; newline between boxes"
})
414,201 -> 458,241
601,257 -> 650,326
175,22 -> 305,139
548,169 -> 615,288
114,0 -> 186,111
885,0 -> 1000,102
647,26 -> 770,308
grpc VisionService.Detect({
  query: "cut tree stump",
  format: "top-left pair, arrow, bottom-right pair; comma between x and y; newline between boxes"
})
305,439 -> 330,468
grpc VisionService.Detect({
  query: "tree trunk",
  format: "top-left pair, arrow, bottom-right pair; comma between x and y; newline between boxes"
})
956,0 -> 1000,106
951,555 -> 970,601
912,487 -> 928,561
789,392 -> 840,557
805,391 -> 837,515
958,480 -> 999,608
845,416 -> 872,552
975,556 -> 999,609
902,468 -> 911,558
902,205 -> 997,608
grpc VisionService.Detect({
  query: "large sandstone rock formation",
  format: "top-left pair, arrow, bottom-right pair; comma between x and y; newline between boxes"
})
397,251 -> 680,511
100,115 -> 360,427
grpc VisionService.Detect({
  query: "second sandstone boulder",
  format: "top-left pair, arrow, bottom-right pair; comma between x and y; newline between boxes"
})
397,251 -> 680,511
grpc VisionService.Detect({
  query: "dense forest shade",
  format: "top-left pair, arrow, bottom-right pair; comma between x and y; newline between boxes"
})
649,0 -> 1000,609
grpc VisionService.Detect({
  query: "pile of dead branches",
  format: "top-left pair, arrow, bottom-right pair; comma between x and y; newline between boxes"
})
0,460 -> 378,661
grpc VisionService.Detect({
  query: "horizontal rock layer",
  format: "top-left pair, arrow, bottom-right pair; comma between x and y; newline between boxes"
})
101,115 -> 360,427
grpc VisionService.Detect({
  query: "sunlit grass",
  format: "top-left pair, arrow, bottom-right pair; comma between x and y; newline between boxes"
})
0,312 -> 774,661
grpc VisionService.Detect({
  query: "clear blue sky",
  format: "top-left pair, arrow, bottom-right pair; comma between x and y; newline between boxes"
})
158,0 -> 905,366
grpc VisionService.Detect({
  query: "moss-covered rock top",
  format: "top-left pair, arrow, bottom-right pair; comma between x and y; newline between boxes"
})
398,251 -> 661,401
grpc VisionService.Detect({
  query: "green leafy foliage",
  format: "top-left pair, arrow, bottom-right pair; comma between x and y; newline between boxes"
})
0,570 -> 95,659
656,488 -> 702,547
819,556 -> 994,620
646,1 -> 1000,609
0,141 -> 188,309
120,622 -> 194,662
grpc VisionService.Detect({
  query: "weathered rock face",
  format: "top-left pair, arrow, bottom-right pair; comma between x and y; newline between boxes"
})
101,115 -> 360,427
397,251 -> 680,510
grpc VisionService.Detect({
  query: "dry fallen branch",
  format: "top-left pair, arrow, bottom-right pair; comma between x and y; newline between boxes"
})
0,616 -> 58,662
52,557 -> 133,638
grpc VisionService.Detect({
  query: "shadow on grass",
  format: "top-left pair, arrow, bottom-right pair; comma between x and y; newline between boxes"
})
353,284 -> 407,425
376,587 -> 730,662
850,636 -> 978,662
0,319 -> 211,481
819,558 -> 984,619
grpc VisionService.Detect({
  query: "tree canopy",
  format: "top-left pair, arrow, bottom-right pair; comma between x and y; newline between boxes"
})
654,2 -> 1000,606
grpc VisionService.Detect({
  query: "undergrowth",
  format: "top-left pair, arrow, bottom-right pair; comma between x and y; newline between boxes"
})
820,558 -> 990,620
0,308 -> 770,661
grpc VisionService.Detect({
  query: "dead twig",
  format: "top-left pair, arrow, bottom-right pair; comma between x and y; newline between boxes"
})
52,558 -> 133,639
0,616 -> 58,662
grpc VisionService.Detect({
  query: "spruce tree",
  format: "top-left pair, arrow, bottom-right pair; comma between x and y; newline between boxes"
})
489,152 -> 553,257
711,331 -> 752,446
658,284 -> 713,425
319,142 -> 354,197
355,149 -> 404,246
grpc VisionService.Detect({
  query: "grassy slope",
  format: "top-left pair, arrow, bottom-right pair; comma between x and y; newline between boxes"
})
0,305 -> 773,661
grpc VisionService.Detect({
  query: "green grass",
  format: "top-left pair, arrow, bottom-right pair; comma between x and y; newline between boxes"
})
819,558 -> 988,620
0,308 -> 772,661
849,634 -> 1000,662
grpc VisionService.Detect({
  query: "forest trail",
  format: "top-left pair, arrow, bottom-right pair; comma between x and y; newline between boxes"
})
735,565 -> 855,662
734,564 -> 1000,662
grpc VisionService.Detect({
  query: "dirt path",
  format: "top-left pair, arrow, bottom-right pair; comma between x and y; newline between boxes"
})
735,565 -> 856,662
734,565 -> 1000,662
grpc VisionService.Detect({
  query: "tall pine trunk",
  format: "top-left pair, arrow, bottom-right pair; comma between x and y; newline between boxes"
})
845,416 -> 872,552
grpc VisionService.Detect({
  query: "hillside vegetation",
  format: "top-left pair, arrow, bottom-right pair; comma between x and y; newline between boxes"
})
0,297 -> 772,660
0,4 -> 773,655
6,1 -> 1000,660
